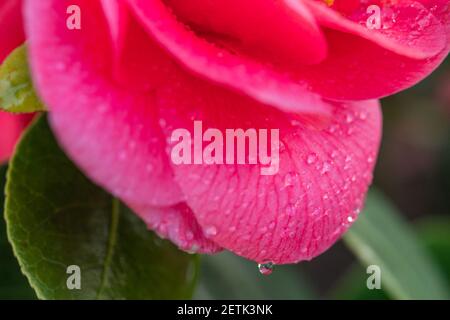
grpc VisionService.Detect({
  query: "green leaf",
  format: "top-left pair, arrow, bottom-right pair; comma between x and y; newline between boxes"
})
0,45 -> 46,113
0,165 -> 36,299
4,116 -> 198,299
344,189 -> 450,299
194,251 -> 316,299
331,216 -> 450,300
329,263 -> 389,300
418,217 -> 450,285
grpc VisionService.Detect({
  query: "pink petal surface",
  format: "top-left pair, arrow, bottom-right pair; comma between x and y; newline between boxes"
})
295,0 -> 450,100
306,0 -> 446,59
164,0 -> 328,65
0,0 -> 24,62
127,0 -> 333,116
0,0 -> 29,163
100,0 -> 129,63
157,72 -> 382,264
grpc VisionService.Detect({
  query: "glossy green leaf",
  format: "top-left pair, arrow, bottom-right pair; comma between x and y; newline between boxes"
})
0,165 -> 36,299
4,116 -> 198,299
344,189 -> 450,299
194,251 -> 315,299
0,45 -> 45,113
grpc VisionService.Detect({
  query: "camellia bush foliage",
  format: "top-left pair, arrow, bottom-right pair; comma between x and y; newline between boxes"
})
1,0 -> 450,299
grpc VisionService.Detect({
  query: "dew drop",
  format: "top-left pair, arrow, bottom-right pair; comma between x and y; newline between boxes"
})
284,172 -> 298,187
188,244 -> 200,254
346,127 -> 354,135
321,162 -> 331,175
306,153 -> 317,165
258,262 -> 274,276
328,124 -> 338,133
359,111 -> 368,120
346,114 -> 354,123
205,225 -> 218,237
290,119 -> 301,127
185,231 -> 194,241
159,118 -> 167,128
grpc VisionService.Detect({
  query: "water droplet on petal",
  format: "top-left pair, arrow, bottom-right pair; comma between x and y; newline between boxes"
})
258,262 -> 274,275
359,111 -> 368,120
205,225 -> 217,237
185,231 -> 194,241
346,114 -> 354,123
306,153 -> 317,165
321,162 -> 331,175
284,172 -> 298,187
159,119 -> 167,128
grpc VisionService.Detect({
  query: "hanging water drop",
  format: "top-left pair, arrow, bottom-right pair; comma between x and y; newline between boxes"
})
258,262 -> 274,275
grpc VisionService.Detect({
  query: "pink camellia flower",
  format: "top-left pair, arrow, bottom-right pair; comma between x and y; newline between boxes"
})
1,0 -> 447,265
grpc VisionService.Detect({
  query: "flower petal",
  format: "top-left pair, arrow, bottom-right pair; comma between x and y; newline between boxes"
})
156,71 -> 382,264
100,0 -> 129,60
291,0 -> 450,100
305,0 -> 446,59
165,0 -> 328,64
127,0 -> 333,116
0,0 -> 25,62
